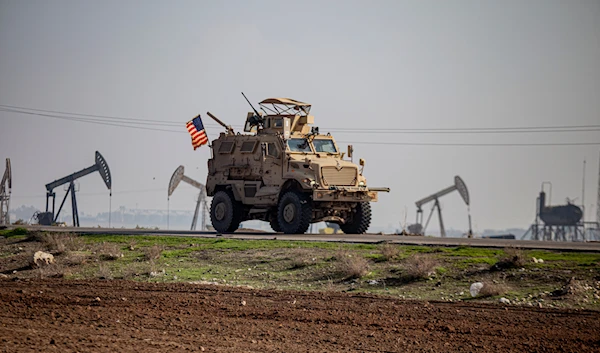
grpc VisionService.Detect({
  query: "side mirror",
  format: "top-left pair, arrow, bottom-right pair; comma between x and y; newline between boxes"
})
359,158 -> 365,166
347,145 -> 353,159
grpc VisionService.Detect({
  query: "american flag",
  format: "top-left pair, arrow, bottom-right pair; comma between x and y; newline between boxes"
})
186,115 -> 209,150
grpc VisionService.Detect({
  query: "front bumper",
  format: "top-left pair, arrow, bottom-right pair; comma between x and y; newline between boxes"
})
312,187 -> 379,202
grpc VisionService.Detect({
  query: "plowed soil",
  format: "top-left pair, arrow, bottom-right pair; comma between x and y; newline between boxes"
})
1,279 -> 599,352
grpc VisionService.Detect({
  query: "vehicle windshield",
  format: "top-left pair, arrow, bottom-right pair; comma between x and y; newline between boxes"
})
313,139 -> 337,153
287,138 -> 312,153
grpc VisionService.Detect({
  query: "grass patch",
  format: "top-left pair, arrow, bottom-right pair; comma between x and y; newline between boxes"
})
1,227 -> 28,237
527,250 -> 600,265
3,232 -> 599,309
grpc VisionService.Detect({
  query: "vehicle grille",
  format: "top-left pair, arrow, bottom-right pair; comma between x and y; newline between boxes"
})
321,166 -> 357,186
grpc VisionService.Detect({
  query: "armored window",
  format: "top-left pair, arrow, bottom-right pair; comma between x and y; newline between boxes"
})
313,139 -> 337,153
218,141 -> 235,154
287,138 -> 312,153
240,141 -> 257,153
267,142 -> 279,158
273,119 -> 283,128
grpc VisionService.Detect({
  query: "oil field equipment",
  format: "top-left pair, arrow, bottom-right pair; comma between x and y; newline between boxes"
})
168,165 -> 209,231
0,158 -> 11,225
409,175 -> 472,237
203,94 -> 390,234
38,151 -> 111,226
522,182 -> 584,241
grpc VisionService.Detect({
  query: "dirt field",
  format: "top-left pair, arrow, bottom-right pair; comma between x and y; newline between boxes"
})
1,279 -> 599,353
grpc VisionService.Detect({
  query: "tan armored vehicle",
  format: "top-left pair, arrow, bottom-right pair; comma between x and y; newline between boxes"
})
205,96 -> 389,234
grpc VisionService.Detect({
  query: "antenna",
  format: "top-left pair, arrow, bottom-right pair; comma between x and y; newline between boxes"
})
42,151 -> 112,227
412,175 -> 471,237
167,165 -> 209,231
0,158 -> 11,225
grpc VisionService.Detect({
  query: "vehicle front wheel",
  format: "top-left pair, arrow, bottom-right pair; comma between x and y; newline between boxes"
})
277,191 -> 312,234
340,202 -> 371,234
210,190 -> 243,233
269,211 -> 281,233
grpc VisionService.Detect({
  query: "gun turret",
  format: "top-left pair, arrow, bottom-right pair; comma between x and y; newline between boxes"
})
206,111 -> 234,135
242,92 -> 265,132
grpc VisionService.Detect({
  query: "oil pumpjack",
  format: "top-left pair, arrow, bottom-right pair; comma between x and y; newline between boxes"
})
409,176 -> 472,237
167,165 -> 209,231
0,158 -> 11,225
37,151 -> 111,226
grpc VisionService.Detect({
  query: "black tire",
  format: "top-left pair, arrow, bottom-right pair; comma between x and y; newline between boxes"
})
340,202 -> 371,234
210,190 -> 243,233
277,191 -> 312,234
269,211 -> 281,233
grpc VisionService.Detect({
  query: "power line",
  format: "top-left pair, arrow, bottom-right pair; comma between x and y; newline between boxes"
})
3,103 -> 599,133
330,128 -> 600,134
325,125 -> 600,132
0,108 -> 185,134
2,104 -> 599,146
337,140 -> 600,147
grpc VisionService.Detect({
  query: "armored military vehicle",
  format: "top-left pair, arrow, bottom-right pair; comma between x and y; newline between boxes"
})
205,96 -> 389,234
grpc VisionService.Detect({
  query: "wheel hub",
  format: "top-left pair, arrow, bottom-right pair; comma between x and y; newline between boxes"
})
283,203 -> 296,223
215,203 -> 226,221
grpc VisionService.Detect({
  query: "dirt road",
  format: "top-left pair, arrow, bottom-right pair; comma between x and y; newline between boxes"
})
1,279 -> 598,352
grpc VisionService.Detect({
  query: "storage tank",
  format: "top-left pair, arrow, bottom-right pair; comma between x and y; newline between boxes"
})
538,191 -> 582,226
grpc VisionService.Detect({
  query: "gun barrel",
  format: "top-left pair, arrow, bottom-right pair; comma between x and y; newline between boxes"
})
206,112 -> 227,128
241,92 -> 261,117
206,112 -> 234,135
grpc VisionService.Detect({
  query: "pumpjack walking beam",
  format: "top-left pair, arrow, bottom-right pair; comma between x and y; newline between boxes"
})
45,151 -> 111,226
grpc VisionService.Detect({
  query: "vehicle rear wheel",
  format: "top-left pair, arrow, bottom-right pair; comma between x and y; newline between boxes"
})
340,202 -> 371,234
210,190 -> 243,233
277,191 -> 312,234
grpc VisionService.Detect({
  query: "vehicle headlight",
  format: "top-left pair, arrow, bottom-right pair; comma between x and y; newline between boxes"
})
358,181 -> 365,187
302,178 -> 317,187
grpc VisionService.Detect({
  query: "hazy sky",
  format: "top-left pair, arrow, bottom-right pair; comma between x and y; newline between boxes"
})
1,0 -> 599,233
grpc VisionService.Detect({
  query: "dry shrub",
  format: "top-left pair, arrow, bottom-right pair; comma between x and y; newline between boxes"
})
478,282 -> 508,297
26,231 -> 47,243
122,262 -> 154,279
288,248 -> 314,269
290,256 -> 312,269
36,263 -> 65,279
144,245 -> 163,261
62,252 -> 88,266
28,232 -> 85,255
128,240 -> 137,251
551,277 -> 586,297
97,264 -> 113,279
491,247 -> 526,271
336,250 -> 370,278
402,254 -> 439,280
98,242 -> 123,260
380,243 -> 400,261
